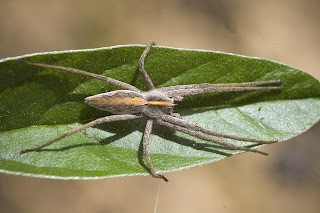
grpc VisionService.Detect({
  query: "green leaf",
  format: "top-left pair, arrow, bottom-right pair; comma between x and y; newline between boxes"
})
0,45 -> 319,179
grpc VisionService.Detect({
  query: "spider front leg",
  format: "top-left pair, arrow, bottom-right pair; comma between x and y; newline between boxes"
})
143,119 -> 168,182
21,114 -> 141,153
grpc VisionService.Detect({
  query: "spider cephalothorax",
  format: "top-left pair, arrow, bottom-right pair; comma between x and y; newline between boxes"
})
20,41 -> 283,182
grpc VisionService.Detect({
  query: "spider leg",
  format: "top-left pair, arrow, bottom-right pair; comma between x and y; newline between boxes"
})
143,119 -> 168,182
156,119 -> 269,155
159,80 -> 283,92
139,41 -> 156,90
164,85 -> 283,97
19,60 -> 141,92
21,114 -> 141,153
161,115 -> 277,143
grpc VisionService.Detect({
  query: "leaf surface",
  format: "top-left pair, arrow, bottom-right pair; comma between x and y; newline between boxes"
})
0,45 -> 319,179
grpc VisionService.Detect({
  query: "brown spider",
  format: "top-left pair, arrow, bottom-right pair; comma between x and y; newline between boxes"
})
20,41 -> 283,182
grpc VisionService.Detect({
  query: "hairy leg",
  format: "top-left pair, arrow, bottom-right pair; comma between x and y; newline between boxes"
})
21,114 -> 141,153
156,119 -> 268,155
143,119 -> 168,182
159,80 -> 283,92
164,85 -> 283,97
161,114 -> 277,143
19,60 -> 141,92
139,41 -> 156,90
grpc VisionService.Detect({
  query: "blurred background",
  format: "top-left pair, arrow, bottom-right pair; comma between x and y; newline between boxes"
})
0,0 -> 319,212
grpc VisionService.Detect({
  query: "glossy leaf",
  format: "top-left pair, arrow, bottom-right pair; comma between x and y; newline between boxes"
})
0,45 -> 319,179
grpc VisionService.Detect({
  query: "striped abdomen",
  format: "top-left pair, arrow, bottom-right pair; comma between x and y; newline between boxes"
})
85,90 -> 174,114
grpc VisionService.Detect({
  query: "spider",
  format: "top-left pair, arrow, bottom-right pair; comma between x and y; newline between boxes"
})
20,41 -> 283,182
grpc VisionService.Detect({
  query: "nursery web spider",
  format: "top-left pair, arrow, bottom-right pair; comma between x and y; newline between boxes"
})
20,41 -> 283,182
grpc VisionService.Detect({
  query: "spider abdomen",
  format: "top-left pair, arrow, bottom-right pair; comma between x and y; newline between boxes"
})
85,90 -> 146,114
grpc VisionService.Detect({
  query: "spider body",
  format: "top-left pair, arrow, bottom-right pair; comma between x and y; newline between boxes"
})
20,41 -> 283,182
85,90 -> 175,115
